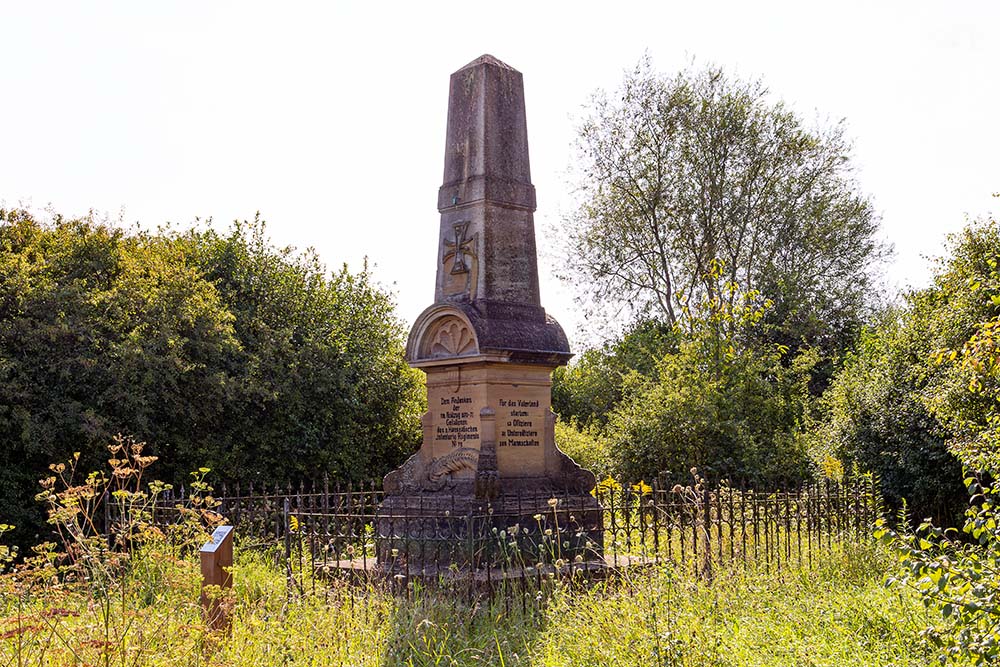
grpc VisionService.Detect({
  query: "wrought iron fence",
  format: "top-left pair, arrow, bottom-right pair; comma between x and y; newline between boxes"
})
149,474 -> 879,597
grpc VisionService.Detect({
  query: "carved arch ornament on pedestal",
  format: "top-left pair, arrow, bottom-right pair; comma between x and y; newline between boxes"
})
408,307 -> 481,363
427,318 -> 476,358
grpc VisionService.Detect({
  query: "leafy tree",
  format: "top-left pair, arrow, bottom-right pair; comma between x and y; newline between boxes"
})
817,216 -> 1000,526
178,218 -> 424,482
558,58 -> 886,357
920,217 -> 1000,472
875,209 -> 1000,665
552,318 -> 677,427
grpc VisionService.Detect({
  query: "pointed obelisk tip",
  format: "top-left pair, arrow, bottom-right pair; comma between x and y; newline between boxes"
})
440,53 -> 533,212
457,54 -> 518,73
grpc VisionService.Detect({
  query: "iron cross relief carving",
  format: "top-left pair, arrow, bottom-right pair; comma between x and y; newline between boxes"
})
443,221 -> 476,275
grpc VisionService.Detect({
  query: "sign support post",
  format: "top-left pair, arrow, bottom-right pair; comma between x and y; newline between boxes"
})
199,525 -> 234,632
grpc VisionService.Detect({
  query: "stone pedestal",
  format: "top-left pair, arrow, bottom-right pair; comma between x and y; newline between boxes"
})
377,310 -> 601,570
385,359 -> 593,494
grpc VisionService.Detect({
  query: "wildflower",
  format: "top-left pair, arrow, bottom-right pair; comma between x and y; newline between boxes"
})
547,498 -> 558,507
544,529 -> 552,536
631,480 -> 653,495
533,513 -> 543,521
574,554 -> 584,563
391,548 -> 399,558
555,558 -> 565,569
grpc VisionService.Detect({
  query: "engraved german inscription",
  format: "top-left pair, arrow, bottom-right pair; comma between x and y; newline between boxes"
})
434,395 -> 480,447
497,398 -> 540,447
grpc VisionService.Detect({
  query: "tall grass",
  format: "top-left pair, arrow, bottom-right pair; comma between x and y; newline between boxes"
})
2,538 -> 938,666
1,448 -> 938,666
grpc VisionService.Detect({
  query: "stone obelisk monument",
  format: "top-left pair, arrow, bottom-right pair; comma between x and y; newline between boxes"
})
378,55 -> 599,569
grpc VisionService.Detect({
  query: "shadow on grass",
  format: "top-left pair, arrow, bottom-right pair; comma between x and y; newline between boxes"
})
377,575 -> 553,667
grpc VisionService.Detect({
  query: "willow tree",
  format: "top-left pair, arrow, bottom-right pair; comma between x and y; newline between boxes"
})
560,58 -> 887,355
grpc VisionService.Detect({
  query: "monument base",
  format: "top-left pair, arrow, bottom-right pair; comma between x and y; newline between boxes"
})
375,490 -> 603,572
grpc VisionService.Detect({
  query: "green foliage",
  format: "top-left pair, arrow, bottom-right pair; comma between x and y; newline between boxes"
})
559,56 -> 886,359
0,209 -> 423,543
605,336 -> 817,487
921,217 -> 1000,472
552,318 -> 677,427
878,475 -> 1000,665
876,210 -> 1000,664
594,275 -> 817,487
553,418 -> 611,480
178,218 -> 425,482
816,215 -> 1000,526
815,308 -> 965,525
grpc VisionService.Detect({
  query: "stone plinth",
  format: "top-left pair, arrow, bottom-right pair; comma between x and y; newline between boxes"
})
376,491 -> 603,571
384,358 -> 593,496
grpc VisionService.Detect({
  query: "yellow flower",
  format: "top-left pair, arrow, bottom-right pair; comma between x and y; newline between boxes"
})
631,480 -> 653,495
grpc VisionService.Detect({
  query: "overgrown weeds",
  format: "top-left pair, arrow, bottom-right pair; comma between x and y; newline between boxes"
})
0,449 -> 938,666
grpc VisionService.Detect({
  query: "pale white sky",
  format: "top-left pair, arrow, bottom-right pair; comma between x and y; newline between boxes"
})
2,1 -> 997,346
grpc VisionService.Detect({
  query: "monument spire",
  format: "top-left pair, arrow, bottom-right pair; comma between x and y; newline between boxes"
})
434,54 -> 541,312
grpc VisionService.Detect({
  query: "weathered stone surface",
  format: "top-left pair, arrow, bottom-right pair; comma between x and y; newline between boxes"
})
383,367 -> 594,494
425,54 -> 570,362
407,302 -> 570,366
378,55 -> 599,571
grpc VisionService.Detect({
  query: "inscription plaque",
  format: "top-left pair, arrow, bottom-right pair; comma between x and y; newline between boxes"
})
497,398 -> 541,448
434,394 -> 481,447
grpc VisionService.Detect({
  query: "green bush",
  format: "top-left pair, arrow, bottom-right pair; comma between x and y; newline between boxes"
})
552,318 -> 677,428
878,476 -> 1000,666
595,276 -> 817,488
604,336 -> 817,487
814,309 -> 965,525
0,209 -> 423,544
877,212 -> 1000,664
553,418 -> 611,479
